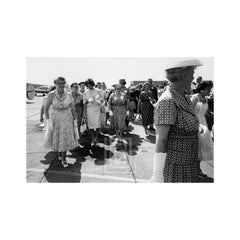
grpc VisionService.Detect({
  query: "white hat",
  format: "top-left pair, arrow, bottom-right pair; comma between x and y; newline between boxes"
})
165,59 -> 202,71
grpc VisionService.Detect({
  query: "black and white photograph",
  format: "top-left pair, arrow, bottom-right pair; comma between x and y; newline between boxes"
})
2,0 -> 240,239
27,57 -> 214,183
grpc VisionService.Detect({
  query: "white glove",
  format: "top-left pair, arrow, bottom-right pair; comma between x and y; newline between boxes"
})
74,119 -> 78,128
46,119 -> 53,131
150,152 -> 166,183
109,110 -> 113,116
126,110 -> 130,116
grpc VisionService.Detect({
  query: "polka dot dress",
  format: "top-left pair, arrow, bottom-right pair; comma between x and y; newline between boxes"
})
154,85 -> 200,183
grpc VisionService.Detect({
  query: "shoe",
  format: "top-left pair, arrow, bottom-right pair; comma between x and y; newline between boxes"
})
62,159 -> 68,168
149,127 -> 155,131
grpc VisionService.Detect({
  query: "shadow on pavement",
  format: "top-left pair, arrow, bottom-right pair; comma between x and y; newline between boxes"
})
43,160 -> 82,183
41,151 -> 82,183
146,134 -> 156,144
40,151 -> 58,164
116,133 -> 144,156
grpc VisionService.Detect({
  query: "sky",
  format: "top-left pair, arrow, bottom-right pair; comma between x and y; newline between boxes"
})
27,57 -> 213,87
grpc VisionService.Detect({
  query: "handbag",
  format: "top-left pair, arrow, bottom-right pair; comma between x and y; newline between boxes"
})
80,122 -> 87,133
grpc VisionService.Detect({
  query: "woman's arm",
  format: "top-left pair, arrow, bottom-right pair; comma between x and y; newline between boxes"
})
70,101 -> 77,120
190,94 -> 199,108
44,94 -> 53,120
107,94 -> 113,111
155,124 -> 171,153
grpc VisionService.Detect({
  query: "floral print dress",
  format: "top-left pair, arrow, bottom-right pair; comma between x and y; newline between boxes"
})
108,93 -> 127,130
44,90 -> 78,152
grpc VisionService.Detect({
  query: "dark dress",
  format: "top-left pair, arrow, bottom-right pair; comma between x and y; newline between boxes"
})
154,85 -> 200,183
205,93 -> 214,131
72,92 -> 84,127
139,91 -> 154,127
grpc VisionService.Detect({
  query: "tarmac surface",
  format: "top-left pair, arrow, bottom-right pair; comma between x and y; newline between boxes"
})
26,95 -> 214,183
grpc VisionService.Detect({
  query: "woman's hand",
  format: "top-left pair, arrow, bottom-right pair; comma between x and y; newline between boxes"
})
74,119 -> 78,128
46,119 -> 53,131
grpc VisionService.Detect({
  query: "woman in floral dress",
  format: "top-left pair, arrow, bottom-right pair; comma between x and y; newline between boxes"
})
108,85 -> 129,141
44,77 -> 78,168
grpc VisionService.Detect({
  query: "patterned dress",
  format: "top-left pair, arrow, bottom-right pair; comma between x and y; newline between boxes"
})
44,90 -> 78,152
72,92 -> 84,127
154,85 -> 199,183
139,91 -> 154,126
108,93 -> 127,130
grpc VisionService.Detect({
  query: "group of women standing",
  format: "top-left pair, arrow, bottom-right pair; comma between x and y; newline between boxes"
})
42,61 -> 214,183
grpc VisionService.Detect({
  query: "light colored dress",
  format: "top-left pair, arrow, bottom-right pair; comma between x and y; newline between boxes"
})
44,90 -> 78,152
83,88 -> 102,130
191,94 -> 208,126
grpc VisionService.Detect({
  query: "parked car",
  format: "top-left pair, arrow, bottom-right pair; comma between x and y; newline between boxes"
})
26,83 -> 35,100
34,85 -> 52,95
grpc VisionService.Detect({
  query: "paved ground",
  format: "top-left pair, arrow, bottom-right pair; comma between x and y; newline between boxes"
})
26,96 -> 214,183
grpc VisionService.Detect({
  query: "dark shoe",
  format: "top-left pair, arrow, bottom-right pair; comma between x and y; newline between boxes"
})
148,127 -> 155,131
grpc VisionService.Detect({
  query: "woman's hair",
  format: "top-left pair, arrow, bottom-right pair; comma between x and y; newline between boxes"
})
79,81 -> 85,86
54,77 -> 66,84
196,80 -> 213,93
85,78 -> 95,87
70,82 -> 79,88
141,82 -> 150,92
166,66 -> 195,83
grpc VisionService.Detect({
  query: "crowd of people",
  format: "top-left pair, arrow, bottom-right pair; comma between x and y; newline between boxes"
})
41,59 -> 214,182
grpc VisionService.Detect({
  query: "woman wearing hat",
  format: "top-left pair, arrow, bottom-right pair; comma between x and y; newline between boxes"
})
83,79 -> 103,146
44,77 -> 78,168
151,60 -> 202,182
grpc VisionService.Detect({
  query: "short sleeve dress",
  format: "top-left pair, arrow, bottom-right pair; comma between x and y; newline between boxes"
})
139,91 -> 154,127
83,88 -> 102,130
72,92 -> 84,127
154,85 -> 200,183
108,93 -> 128,130
43,90 -> 78,152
